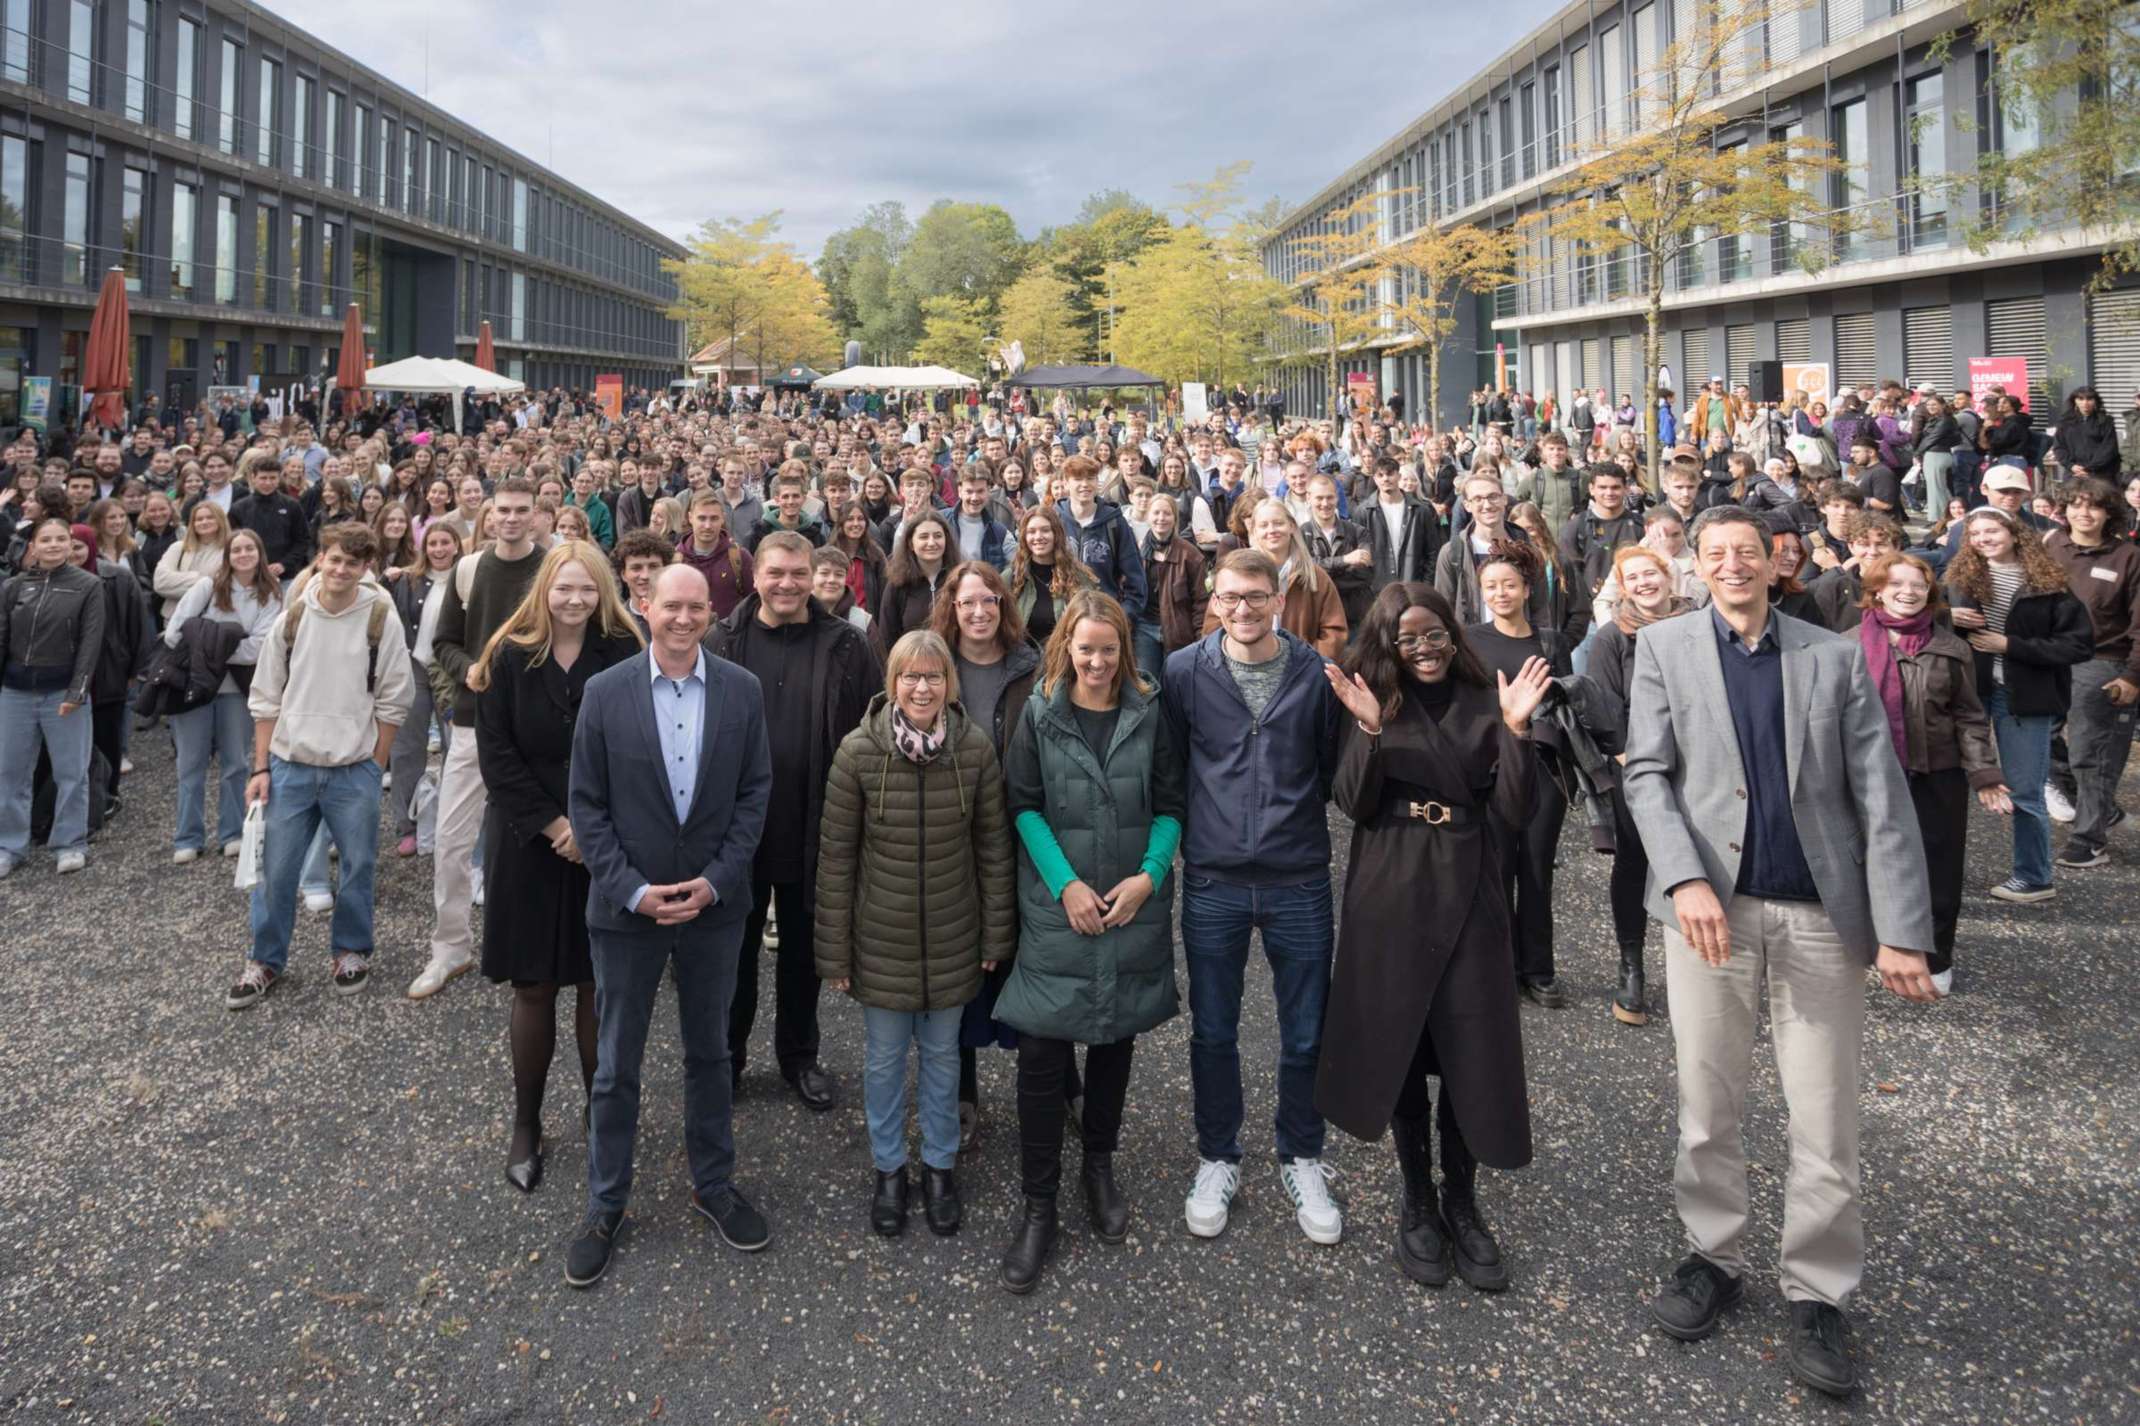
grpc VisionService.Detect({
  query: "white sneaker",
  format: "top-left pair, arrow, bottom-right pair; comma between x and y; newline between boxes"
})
1279,1158 -> 1343,1245
222,840 -> 243,858
303,890 -> 335,914
173,848 -> 199,865
56,851 -> 86,875
0,854 -> 16,880
471,870 -> 486,907
2045,785 -> 2076,823
380,770 -> 392,791
1184,1158 -> 1241,1238
1931,969 -> 1954,996
119,756 -> 134,776
406,953 -> 473,1000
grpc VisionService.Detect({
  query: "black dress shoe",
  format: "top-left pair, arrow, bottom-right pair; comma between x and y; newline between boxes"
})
1786,1300 -> 1858,1397
790,1063 -> 834,1112
1441,1194 -> 1509,1291
692,1186 -> 772,1251
1000,1196 -> 1058,1295
1519,976 -> 1568,1008
871,1168 -> 909,1237
504,1134 -> 545,1194
1649,1254 -> 1744,1341
1081,1152 -> 1129,1243
921,1166 -> 962,1236
564,1211 -> 624,1288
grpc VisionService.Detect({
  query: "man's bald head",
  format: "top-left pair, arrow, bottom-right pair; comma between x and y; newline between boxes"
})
649,562 -> 712,658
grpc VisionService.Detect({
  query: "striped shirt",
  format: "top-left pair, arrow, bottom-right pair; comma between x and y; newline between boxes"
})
1984,560 -> 2026,684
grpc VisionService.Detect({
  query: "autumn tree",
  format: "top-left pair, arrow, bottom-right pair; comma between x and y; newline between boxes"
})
996,268 -> 1085,367
1519,0 -> 1844,487
1112,162 -> 1288,387
913,295 -> 990,372
668,213 -> 839,377
819,202 -> 919,361
1035,191 -> 1168,357
1384,223 -> 1516,431
1280,188 -> 1399,421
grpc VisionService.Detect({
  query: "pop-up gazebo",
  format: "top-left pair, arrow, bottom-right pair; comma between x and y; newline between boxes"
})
813,364 -> 978,391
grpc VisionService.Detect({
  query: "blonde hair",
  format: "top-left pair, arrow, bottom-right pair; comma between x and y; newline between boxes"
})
1247,498 -> 1324,594
1038,590 -> 1144,701
181,499 -> 231,554
467,540 -> 645,692
884,629 -> 959,706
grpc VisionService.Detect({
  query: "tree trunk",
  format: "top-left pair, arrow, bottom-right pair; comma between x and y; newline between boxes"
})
1642,279 -> 1664,495
1427,330 -> 1442,436
1327,331 -> 1341,423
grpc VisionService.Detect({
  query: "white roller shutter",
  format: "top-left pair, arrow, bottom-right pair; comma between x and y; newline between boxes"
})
1985,296 -> 2050,413
1611,334 -> 1636,402
1725,324 -> 1756,389
1903,306 -> 1954,392
2088,287 -> 2140,406
1833,311 -> 1877,393
1681,327 -> 1712,386
1776,317 -> 1811,363
1582,337 -> 1603,392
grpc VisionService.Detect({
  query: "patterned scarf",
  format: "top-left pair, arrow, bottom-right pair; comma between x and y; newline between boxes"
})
1859,606 -> 1933,763
891,706 -> 946,765
1615,593 -> 1692,638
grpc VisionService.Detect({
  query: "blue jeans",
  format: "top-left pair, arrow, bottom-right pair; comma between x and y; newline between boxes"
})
300,824 -> 334,897
246,757 -> 382,971
586,919 -> 745,1214
170,691 -> 251,852
1985,686 -> 2053,888
1181,874 -> 1334,1163
0,686 -> 92,859
863,1006 -> 963,1172
1133,619 -> 1166,689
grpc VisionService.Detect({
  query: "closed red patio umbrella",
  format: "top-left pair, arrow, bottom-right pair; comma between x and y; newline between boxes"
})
335,303 -> 368,419
83,266 -> 131,430
474,320 -> 496,373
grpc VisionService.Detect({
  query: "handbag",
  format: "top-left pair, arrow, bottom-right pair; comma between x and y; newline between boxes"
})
234,802 -> 265,892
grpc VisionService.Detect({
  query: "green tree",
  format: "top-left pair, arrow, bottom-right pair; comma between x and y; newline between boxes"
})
899,201 -> 1027,309
666,213 -> 839,375
913,295 -> 990,372
1519,0 -> 1844,487
1112,162 -> 1288,387
1035,191 -> 1168,359
996,268 -> 1085,367
818,202 -> 919,362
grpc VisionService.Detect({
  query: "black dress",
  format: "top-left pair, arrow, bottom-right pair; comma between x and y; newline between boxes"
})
476,631 -> 641,985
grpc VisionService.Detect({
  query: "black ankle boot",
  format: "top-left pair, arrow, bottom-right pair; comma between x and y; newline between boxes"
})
1441,1188 -> 1509,1291
1389,1115 -> 1452,1287
921,1166 -> 961,1236
1613,942 -> 1648,1026
871,1168 -> 909,1237
1081,1152 -> 1129,1243
1000,1195 -> 1058,1295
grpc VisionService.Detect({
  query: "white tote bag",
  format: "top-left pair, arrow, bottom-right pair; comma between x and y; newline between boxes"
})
234,802 -> 265,892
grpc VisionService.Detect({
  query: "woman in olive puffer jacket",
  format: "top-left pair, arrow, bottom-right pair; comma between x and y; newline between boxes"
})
816,628 -> 1015,1241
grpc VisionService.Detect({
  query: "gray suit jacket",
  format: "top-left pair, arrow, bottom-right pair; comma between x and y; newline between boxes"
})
569,650 -> 772,936
1621,608 -> 1932,959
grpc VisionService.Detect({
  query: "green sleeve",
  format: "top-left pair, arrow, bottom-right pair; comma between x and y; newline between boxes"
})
1140,814 -> 1181,890
1015,810 -> 1079,899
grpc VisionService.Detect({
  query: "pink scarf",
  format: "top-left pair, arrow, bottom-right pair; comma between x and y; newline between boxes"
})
1859,606 -> 1933,762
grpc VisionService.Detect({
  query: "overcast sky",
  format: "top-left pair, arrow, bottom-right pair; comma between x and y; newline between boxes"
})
263,0 -> 1559,255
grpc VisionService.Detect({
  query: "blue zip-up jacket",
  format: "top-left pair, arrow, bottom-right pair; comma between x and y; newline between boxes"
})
1055,498 -> 1149,621
1160,629 -> 1342,886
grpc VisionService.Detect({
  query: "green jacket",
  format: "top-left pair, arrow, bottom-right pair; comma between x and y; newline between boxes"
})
814,695 -> 1016,1012
567,491 -> 615,549
994,679 -> 1182,1046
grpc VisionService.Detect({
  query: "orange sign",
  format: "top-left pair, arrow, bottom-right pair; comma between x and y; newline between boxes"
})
1781,362 -> 1831,403
595,374 -> 623,421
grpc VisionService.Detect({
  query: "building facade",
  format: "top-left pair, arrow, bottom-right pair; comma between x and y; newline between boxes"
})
1264,0 -> 2139,431
0,0 -> 683,429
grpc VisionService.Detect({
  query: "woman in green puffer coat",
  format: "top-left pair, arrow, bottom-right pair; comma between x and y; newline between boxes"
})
815,628 -> 1015,1242
992,589 -> 1186,1296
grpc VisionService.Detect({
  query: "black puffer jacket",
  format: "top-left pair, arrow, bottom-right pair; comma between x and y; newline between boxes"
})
89,558 -> 152,704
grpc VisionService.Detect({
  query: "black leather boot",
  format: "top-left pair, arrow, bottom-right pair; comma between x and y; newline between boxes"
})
1389,1115 -> 1452,1287
1440,1152 -> 1509,1292
871,1168 -> 909,1237
1000,1195 -> 1058,1295
1081,1152 -> 1129,1243
921,1166 -> 962,1236
1613,941 -> 1649,1026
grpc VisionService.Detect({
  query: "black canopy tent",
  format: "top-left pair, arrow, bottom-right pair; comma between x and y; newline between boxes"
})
770,363 -> 825,391
1010,363 -> 1165,391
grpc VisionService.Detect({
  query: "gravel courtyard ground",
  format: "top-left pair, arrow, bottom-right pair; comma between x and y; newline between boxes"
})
0,729 -> 2134,1424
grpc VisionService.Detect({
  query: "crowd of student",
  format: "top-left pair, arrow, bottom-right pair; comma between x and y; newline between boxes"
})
0,371 -> 2135,1401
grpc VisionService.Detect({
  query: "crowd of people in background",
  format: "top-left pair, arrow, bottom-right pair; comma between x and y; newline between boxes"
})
1,365 -> 2135,1401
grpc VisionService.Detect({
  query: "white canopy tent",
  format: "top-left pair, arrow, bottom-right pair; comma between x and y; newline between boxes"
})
360,355 -> 525,431
812,364 -> 977,391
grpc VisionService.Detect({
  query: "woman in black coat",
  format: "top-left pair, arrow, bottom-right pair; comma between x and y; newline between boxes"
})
1318,583 -> 1552,1293
470,539 -> 645,1192
873,509 -> 951,658
2050,387 -> 2120,476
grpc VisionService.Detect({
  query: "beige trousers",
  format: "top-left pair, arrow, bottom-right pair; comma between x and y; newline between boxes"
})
1665,894 -> 1867,1309
427,726 -> 486,966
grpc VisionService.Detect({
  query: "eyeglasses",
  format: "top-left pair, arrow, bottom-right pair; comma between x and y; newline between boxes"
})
954,596 -> 1000,612
1212,591 -> 1275,611
1464,491 -> 1507,505
1395,629 -> 1453,653
896,671 -> 946,689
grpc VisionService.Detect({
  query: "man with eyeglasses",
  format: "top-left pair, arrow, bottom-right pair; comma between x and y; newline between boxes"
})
1435,471 -> 1545,627
1162,548 -> 1346,1250
700,531 -> 875,1112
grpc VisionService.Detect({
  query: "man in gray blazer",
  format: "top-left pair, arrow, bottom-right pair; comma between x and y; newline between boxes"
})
563,564 -> 773,1289
1622,505 -> 1938,1398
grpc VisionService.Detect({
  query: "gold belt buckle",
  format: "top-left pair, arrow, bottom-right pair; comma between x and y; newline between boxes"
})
1408,800 -> 1453,825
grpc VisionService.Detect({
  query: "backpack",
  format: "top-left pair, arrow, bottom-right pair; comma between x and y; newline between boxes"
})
282,594 -> 391,692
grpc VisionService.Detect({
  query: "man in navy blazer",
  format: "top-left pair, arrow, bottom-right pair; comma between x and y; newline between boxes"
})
563,564 -> 773,1288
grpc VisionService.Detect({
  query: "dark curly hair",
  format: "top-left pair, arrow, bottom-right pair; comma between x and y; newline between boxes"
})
1340,582 -> 1490,722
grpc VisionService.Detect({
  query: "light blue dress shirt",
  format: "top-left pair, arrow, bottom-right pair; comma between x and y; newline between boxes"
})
630,650 -> 708,915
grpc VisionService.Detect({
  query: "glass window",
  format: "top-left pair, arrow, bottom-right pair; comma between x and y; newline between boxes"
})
0,134 -> 27,284
174,18 -> 198,140
1599,26 -> 1623,139
512,177 -> 527,251
289,210 -> 307,312
1907,73 -> 1947,249
354,103 -> 370,197
257,58 -> 280,167
170,181 -> 196,298
67,0 -> 94,105
121,165 -> 147,291
215,193 -> 236,302
320,219 -> 339,314
254,201 -> 272,308
1632,5 -> 1657,128
373,113 -> 387,205
1831,98 -> 1869,256
402,125 -> 416,210
1461,121 -> 1474,205
1570,44 -> 1591,148
1521,82 -> 1537,178
62,152 -> 90,286
511,271 -> 526,341
1499,97 -> 1514,186
219,40 -> 241,153
124,1 -> 153,123
2,0 -> 29,83
326,91 -> 343,188
292,75 -> 313,179
427,137 -> 441,221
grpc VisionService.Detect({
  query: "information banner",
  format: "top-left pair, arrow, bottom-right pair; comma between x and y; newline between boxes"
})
1182,382 -> 1208,421
595,374 -> 623,421
1968,357 -> 2030,412
1345,371 -> 1377,416
1782,362 -> 1832,403
22,375 -> 50,433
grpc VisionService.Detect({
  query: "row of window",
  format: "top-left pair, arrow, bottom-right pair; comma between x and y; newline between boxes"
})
0,127 -> 676,361
0,0 -> 677,300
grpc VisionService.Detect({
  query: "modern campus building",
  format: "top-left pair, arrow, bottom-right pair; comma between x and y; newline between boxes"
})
1264,0 -> 2138,429
0,0 -> 684,428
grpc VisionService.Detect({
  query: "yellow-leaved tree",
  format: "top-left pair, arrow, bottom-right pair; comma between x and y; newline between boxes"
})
1111,162 -> 1289,388
996,268 -> 1086,367
1384,223 -> 1516,432
913,295 -> 990,372
666,213 -> 839,376
1279,188 -> 1398,421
